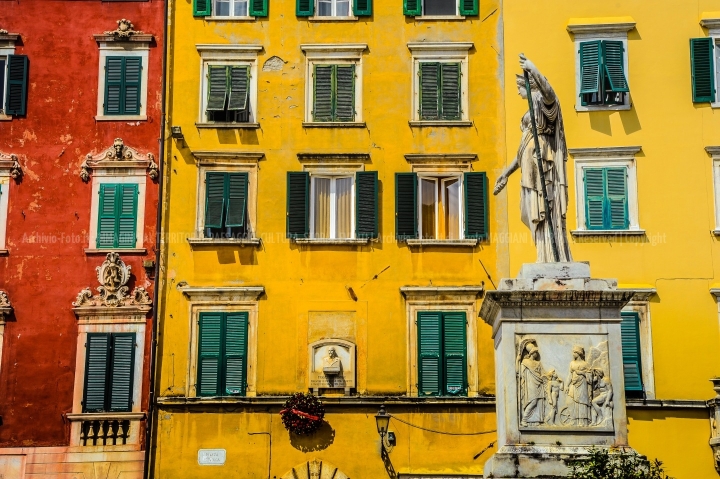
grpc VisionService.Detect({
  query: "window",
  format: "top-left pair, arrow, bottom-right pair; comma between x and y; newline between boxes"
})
311,175 -> 354,239
103,57 -> 142,115
0,152 -> 14,252
578,40 -> 629,107
620,311 -> 643,398
204,172 -> 249,238
417,311 -> 467,397
97,184 -> 138,249
583,167 -> 628,231
619,295 -> 656,399
318,0 -> 350,16
693,18 -> 720,105
205,64 -> 252,123
193,0 -> 268,17
296,0 -> 371,17
215,0 -> 248,16
1,54 -> 28,117
420,175 -> 461,239
83,333 -> 136,413
403,0 -> 478,17
197,312 -> 248,397
312,64 -> 355,122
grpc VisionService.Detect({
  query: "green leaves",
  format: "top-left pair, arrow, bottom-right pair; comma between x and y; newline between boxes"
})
569,448 -> 673,479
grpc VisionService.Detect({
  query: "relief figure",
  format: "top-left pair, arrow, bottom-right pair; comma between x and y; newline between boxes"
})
564,346 -> 593,427
591,369 -> 614,426
544,369 -> 563,426
517,340 -> 546,427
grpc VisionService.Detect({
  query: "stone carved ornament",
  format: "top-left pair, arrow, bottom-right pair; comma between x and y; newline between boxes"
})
517,338 -> 614,428
0,291 -> 11,308
0,29 -> 7,35
73,252 -> 151,308
80,138 -> 158,181
104,19 -> 144,39
0,152 -> 23,179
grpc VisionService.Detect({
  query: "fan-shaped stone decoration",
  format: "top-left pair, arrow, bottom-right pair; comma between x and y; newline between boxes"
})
280,459 -> 349,479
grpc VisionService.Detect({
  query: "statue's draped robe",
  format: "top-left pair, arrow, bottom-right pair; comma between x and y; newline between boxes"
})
517,73 -> 573,262
566,361 -> 592,426
520,359 -> 545,424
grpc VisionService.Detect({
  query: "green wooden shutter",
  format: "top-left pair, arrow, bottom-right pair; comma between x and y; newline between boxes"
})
355,171 -> 378,238
83,334 -> 110,413
602,40 -> 629,93
464,172 -> 488,239
313,65 -> 334,121
228,66 -> 250,111
207,66 -> 229,112
417,312 -> 441,396
97,184 -> 118,248
250,0 -> 268,16
606,167 -> 628,230
5,55 -> 28,116
297,0 -> 313,16
691,38 -> 715,103
419,62 -> 440,120
353,0 -> 372,16
223,313 -> 248,395
442,312 -> 467,396
287,172 -> 310,238
104,57 -> 124,115
198,312 -> 223,396
458,0 -> 477,15
117,184 -> 138,248
395,173 -> 418,240
584,168 -> 605,230
440,63 -> 461,120
194,0 -> 211,16
225,172 -> 248,228
620,311 -> 643,392
123,57 -> 142,115
335,65 -> 355,122
205,172 -> 227,229
109,333 -> 135,412
403,0 -> 421,16
579,41 -> 602,96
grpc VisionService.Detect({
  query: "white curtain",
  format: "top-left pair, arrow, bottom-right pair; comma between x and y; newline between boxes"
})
421,178 -> 436,239
313,178 -> 331,238
336,177 -> 352,238
444,178 -> 460,239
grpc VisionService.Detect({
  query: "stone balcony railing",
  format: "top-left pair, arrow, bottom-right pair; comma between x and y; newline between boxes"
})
66,412 -> 146,447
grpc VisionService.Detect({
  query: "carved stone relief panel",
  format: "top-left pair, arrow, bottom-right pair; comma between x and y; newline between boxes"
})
308,339 -> 356,395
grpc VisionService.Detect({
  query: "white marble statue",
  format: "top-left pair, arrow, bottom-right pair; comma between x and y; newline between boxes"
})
564,346 -> 593,427
517,340 -> 546,427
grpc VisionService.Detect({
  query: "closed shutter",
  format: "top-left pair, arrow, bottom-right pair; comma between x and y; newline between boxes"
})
104,57 -> 124,115
620,311 -> 643,392
442,312 -> 467,396
97,184 -> 118,248
335,65 -> 355,122
579,41 -> 602,96
198,313 -> 223,396
458,0 -> 477,15
194,0 -> 212,16
419,62 -> 440,120
403,0 -> 421,16
207,66 -> 228,111
395,173 -> 418,240
602,41 -> 629,93
123,57 -> 142,115
205,172 -> 227,229
417,312 -> 441,396
297,0 -> 313,16
249,0 -> 268,16
109,334 -> 135,412
313,65 -> 334,121
225,172 -> 248,228
355,171 -> 378,238
691,38 -> 715,103
605,167 -> 629,230
440,63 -> 461,120
224,313 -> 248,395
228,66 -> 250,111
83,334 -> 110,413
5,55 -> 28,116
117,184 -> 138,248
287,172 -> 310,238
584,168 -> 605,230
464,172 -> 488,239
353,0 -> 372,16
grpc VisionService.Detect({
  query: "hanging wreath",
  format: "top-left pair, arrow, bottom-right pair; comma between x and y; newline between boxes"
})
280,392 -> 325,435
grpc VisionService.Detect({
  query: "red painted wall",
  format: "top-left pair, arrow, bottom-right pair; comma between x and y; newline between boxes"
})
0,0 -> 163,447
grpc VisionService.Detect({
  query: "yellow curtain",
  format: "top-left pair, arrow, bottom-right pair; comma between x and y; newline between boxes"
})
336,177 -> 352,238
314,178 -> 331,238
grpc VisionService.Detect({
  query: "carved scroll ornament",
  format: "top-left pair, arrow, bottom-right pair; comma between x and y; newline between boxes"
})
73,252 -> 152,308
0,152 -> 23,179
80,138 -> 158,181
104,19 -> 144,39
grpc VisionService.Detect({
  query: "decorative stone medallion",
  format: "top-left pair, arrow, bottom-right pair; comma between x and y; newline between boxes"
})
73,252 -> 151,308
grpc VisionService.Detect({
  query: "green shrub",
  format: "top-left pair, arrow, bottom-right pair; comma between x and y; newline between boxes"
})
569,448 -> 673,479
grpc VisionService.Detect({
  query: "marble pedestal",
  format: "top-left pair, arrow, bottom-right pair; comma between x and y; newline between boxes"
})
479,263 -> 637,478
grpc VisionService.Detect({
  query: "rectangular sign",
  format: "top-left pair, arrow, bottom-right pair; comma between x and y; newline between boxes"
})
198,449 -> 226,466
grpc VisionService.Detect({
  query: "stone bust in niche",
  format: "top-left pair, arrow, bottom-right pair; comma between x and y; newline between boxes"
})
322,347 -> 342,375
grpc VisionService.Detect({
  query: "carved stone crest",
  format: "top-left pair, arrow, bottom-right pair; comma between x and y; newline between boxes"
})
73,252 -> 152,308
0,29 -> 7,35
80,138 -> 158,181
104,19 -> 143,39
0,290 -> 12,320
0,152 -> 23,179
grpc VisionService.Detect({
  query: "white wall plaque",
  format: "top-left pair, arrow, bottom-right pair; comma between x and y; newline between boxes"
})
198,449 -> 226,466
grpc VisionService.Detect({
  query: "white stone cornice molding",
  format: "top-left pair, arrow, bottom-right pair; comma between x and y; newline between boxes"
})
619,288 -> 657,302
93,19 -> 153,43
196,44 -> 263,53
700,16 -> 720,36
0,29 -> 19,49
301,44 -> 367,60
400,285 -> 484,303
80,138 -> 158,181
0,151 -> 23,179
568,146 -> 642,159
706,146 -> 720,158
404,153 -> 478,164
177,285 -> 265,303
407,42 -> 474,54
566,17 -> 636,36
191,150 -> 265,165
0,290 -> 12,321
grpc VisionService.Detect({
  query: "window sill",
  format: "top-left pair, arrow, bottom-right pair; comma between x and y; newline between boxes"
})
409,120 -> 472,127
713,229 -> 720,236
95,115 -> 147,121
575,104 -> 631,112
66,412 -> 146,422
0,249 -> 8,256
195,122 -> 260,129
308,16 -> 359,21
294,238 -> 370,245
405,239 -> 479,246
302,122 -> 366,128
414,15 -> 466,21
187,237 -> 261,247
0,114 -> 11,121
570,229 -> 645,236
205,16 -> 256,21
85,248 -> 147,254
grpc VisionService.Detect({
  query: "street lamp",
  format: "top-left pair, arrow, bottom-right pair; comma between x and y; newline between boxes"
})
375,404 -> 395,452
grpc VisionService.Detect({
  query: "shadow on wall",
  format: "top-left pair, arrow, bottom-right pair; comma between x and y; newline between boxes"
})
289,420 -> 335,452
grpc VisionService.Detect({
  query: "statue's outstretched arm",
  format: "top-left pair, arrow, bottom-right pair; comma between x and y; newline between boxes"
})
519,53 -> 556,105
493,157 -> 520,196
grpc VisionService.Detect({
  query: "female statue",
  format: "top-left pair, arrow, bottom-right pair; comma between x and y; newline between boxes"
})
565,346 -> 593,426
517,340 -> 546,427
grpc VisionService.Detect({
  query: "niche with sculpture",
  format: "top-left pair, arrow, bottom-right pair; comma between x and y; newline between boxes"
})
308,339 -> 355,396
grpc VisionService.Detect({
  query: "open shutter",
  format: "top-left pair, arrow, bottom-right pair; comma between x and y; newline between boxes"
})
250,0 -> 268,16
296,0 -> 313,16
440,63 -> 461,120
225,172 -> 248,228
287,172 -> 310,238
620,312 -> 643,392
419,62 -> 440,120
395,173 -> 417,240
606,167 -> 628,230
403,0 -> 421,16
443,312 -> 467,396
691,38 -> 715,103
117,184 -> 138,248
353,0 -> 372,16
579,41 -> 602,96
355,171 -> 378,238
228,66 -> 250,111
313,65 -> 334,122
205,172 -> 227,229
207,66 -> 228,112
224,313 -> 248,395
464,172 -> 488,239
97,184 -> 118,248
584,168 -> 605,230
194,0 -> 211,16
417,312 -> 441,396
109,333 -> 135,412
123,57 -> 142,114
335,65 -> 355,122
198,313 -> 223,396
458,0 -> 477,15
104,57 -> 124,115
5,55 -> 28,116
83,334 -> 110,413
602,40 -> 629,93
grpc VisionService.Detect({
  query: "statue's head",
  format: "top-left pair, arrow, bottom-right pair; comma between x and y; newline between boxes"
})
515,74 -> 537,99
572,345 -> 585,360
328,347 -> 337,358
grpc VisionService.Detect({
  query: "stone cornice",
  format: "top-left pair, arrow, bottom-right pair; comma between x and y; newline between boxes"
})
297,153 -> 371,163
196,44 -> 263,53
178,285 -> 265,302
705,146 -> 720,158
191,150 -> 265,162
300,43 -> 368,54
566,17 -> 636,35
619,288 -> 657,302
93,33 -> 153,43
406,42 -> 474,52
710,288 -> 720,299
401,286 -> 484,302
0,151 -> 22,179
81,138 -> 158,181
700,16 -> 720,32
0,33 -> 20,43
66,412 -> 146,421
404,154 -> 478,164
568,146 -> 642,158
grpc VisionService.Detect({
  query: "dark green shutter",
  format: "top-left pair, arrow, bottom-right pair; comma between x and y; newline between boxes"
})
225,173 -> 248,228
224,313 -> 249,395
250,0 -> 268,16
313,65 -> 334,121
579,41 -> 602,96
117,184 -> 138,248
97,184 -> 118,248
335,65 -> 355,122
442,312 -> 467,396
395,173 -> 417,240
198,313 -> 223,396
109,333 -> 135,412
440,63 -> 461,120
205,172 -> 226,229
194,0 -> 211,16
584,168 -> 605,230
417,312 -> 441,396
403,0 -> 421,16
602,41 -> 629,93
123,57 -> 142,115
464,172 -> 488,239
5,55 -> 28,116
691,38 -> 715,103
353,0 -> 372,16
228,66 -> 250,111
207,66 -> 228,111
419,62 -> 440,120
287,172 -> 310,238
620,311 -> 643,392
606,167 -> 628,229
83,334 -> 110,413
355,171 -> 378,238
458,0 -> 478,15
104,57 -> 124,115
297,0 -> 313,16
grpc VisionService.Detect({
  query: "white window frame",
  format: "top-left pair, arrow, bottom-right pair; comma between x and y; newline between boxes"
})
707,147 -> 720,233
567,19 -> 636,112
569,146 -> 643,235
196,45 -> 261,126
620,292 -> 657,399
0,157 -> 12,252
301,44 -> 367,124
316,0 -> 353,18
420,0 -> 461,18
417,173 -> 464,240
88,175 -> 147,251
0,49 -> 13,120
209,0 -> 253,19
309,174 -> 356,239
96,42 -> 150,121
700,18 -> 720,107
407,42 -> 472,123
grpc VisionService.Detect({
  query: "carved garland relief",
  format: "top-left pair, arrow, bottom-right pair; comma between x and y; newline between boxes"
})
73,252 -> 151,308
80,138 -> 158,182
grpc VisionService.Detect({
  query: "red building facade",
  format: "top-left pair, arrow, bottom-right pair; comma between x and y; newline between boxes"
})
0,2 -> 164,477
